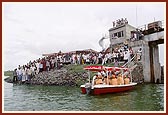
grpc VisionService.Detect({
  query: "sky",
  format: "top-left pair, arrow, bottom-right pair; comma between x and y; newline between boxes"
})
2,2 -> 165,71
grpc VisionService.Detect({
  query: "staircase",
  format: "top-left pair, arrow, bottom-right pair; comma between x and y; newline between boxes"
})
121,54 -> 138,72
121,53 -> 144,83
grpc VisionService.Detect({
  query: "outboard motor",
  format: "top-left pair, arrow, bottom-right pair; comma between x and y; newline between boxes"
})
85,83 -> 92,94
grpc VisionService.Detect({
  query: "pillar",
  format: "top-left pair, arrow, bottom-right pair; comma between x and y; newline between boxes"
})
142,41 -> 151,82
152,44 -> 161,83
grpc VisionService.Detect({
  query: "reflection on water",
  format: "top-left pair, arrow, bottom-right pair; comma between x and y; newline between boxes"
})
4,81 -> 164,111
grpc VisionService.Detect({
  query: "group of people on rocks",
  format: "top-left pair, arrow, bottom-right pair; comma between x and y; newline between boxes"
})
130,28 -> 144,41
13,45 -> 142,83
12,56 -> 62,83
13,62 -> 39,83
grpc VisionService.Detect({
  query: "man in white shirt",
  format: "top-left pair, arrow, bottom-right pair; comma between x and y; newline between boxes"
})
17,67 -> 22,82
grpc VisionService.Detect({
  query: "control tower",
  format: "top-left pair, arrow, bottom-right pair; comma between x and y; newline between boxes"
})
109,18 -> 136,48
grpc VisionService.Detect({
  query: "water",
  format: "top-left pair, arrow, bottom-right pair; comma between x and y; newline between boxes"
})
3,78 -> 164,111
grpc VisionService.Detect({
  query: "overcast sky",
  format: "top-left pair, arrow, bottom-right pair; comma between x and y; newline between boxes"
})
3,2 -> 165,71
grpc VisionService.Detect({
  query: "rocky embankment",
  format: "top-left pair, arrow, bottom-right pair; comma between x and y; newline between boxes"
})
131,62 -> 144,83
4,65 -> 89,86
4,63 -> 150,86
30,67 -> 88,86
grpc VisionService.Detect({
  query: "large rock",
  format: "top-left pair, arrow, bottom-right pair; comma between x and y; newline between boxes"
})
131,62 -> 144,83
29,67 -> 88,86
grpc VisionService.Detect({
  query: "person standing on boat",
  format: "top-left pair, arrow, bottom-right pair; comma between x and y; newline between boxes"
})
13,68 -> 18,83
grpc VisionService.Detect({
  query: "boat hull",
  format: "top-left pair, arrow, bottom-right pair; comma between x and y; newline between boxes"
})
80,83 -> 137,95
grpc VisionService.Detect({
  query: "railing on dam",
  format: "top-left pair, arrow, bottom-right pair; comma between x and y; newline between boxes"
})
138,20 -> 164,30
137,20 -> 164,35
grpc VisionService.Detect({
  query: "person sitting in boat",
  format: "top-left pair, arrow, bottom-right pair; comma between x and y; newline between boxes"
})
92,74 -> 98,86
101,69 -> 106,76
124,75 -> 130,84
108,71 -> 117,85
102,74 -> 108,84
101,70 -> 108,84
95,72 -> 103,85
117,74 -> 124,85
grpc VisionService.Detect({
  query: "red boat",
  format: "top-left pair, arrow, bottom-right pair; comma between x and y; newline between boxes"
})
80,65 -> 137,95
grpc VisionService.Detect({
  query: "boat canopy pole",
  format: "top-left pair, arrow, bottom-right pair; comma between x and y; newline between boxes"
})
88,70 -> 90,83
106,70 -> 109,85
121,69 -> 123,79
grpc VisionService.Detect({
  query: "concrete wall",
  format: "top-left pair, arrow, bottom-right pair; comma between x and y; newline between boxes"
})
129,40 -> 161,83
125,24 -> 136,40
144,31 -> 164,42
109,26 -> 126,45
129,40 -> 152,82
109,24 -> 164,83
143,31 -> 164,83
109,24 -> 136,45
142,41 -> 151,82
129,40 -> 143,51
152,45 -> 161,83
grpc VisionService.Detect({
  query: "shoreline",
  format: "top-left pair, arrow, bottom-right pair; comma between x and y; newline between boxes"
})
4,65 -> 164,86
4,65 -> 88,86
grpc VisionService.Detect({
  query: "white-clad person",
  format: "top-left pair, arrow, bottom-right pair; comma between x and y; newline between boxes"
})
21,66 -> 26,82
17,66 -> 23,83
31,64 -> 36,77
123,50 -> 130,64
27,67 -> 32,81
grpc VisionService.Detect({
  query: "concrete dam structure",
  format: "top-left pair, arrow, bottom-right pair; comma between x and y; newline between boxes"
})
108,19 -> 164,83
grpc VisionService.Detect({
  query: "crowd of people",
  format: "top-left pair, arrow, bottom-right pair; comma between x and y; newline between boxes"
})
130,28 -> 144,41
112,18 -> 128,28
92,70 -> 131,86
13,44 -> 142,83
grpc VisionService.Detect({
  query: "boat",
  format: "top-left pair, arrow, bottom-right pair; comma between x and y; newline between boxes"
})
80,65 -> 137,95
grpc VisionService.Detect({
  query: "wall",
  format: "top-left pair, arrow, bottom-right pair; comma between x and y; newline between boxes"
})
109,24 -> 164,83
109,24 -> 136,45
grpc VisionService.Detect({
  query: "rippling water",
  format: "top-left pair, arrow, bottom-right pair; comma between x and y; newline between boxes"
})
3,78 -> 164,111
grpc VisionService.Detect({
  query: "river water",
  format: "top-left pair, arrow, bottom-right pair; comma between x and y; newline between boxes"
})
3,78 -> 164,112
